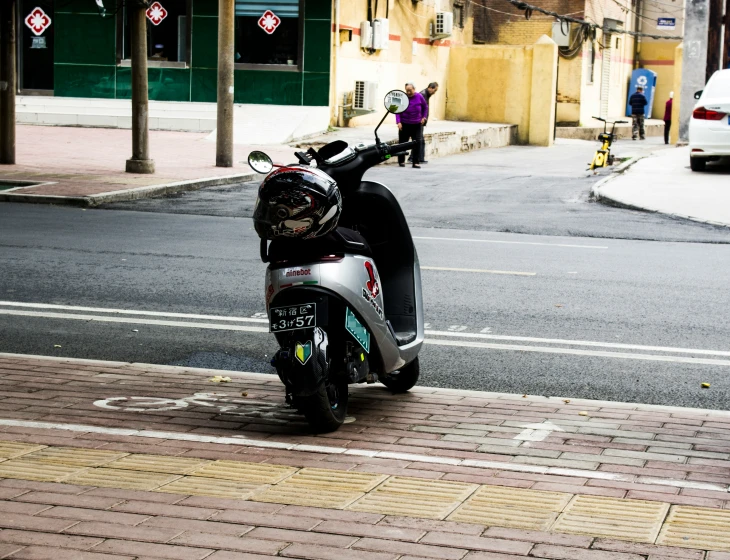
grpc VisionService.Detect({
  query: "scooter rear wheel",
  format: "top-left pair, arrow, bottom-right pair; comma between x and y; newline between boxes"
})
381,357 -> 420,393
299,377 -> 349,433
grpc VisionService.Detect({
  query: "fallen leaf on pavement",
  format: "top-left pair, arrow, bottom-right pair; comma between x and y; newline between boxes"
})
579,411 -> 588,416
701,383 -> 711,389
54,344 -> 62,348
209,375 -> 232,383
563,399 -> 571,403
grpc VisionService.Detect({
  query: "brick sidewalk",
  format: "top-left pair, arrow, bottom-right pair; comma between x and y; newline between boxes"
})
0,126 -> 293,205
0,353 -> 729,559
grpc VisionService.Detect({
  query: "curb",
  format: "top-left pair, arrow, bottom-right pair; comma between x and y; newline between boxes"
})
0,171 -> 257,207
592,155 -> 730,229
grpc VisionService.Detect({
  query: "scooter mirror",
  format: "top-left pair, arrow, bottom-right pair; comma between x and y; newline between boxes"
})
248,151 -> 274,174
384,90 -> 409,114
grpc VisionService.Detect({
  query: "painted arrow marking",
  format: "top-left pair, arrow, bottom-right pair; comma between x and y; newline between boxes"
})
513,421 -> 565,442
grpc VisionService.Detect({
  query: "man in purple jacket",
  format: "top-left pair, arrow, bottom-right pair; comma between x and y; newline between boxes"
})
396,83 -> 428,168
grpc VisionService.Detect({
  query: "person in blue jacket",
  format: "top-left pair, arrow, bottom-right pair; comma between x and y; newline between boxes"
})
629,86 -> 648,140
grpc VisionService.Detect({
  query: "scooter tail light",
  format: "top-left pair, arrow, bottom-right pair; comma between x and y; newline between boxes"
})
319,254 -> 345,263
693,107 -> 726,120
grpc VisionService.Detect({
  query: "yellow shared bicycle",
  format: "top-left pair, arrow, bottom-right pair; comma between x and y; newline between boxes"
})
589,117 -> 628,171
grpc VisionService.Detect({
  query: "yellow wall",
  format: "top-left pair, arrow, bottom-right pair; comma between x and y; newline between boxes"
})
638,41 -> 680,119
446,45 -> 534,142
332,0 -> 456,127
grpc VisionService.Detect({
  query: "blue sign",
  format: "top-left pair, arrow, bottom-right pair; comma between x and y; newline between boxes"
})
626,69 -> 657,119
657,17 -> 676,30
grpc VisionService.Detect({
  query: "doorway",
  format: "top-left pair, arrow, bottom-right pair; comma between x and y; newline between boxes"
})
19,0 -> 54,94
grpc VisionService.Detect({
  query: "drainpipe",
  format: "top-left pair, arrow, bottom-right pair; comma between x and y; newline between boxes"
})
0,0 -> 16,164
333,0 -> 341,127
633,0 -> 643,69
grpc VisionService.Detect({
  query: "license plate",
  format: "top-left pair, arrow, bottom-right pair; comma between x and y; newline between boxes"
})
270,303 -> 316,332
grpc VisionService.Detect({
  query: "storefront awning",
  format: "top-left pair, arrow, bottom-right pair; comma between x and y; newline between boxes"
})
235,0 -> 299,18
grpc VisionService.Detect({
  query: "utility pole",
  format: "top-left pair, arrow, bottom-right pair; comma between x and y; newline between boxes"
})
722,0 -> 730,68
126,2 -> 155,174
216,0 -> 234,167
707,0 -> 724,79
0,0 -> 16,165
679,0 -> 710,142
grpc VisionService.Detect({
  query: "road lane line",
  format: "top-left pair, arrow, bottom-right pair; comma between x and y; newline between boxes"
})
0,310 -> 269,333
425,330 -> 730,357
424,338 -> 730,367
0,301 -> 269,323
414,236 -> 608,249
5,309 -> 730,365
0,419 -> 725,493
422,266 -> 536,276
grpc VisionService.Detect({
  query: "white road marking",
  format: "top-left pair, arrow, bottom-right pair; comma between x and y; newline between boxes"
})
422,266 -> 536,276
0,301 -> 269,323
514,421 -> 565,442
0,310 -> 269,333
424,330 -> 730,357
424,338 -> 730,366
4,305 -> 730,365
414,236 -> 608,249
0,418 -> 725,493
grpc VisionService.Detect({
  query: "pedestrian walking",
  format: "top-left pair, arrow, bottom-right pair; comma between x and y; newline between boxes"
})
397,83 -> 429,169
629,86 -> 648,140
664,91 -> 673,145
409,82 -> 438,164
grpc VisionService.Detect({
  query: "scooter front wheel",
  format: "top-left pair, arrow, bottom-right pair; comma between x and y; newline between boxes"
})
381,357 -> 420,393
299,377 -> 349,433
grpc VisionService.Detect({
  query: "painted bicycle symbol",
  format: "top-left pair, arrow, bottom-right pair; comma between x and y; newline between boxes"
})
94,392 -> 300,424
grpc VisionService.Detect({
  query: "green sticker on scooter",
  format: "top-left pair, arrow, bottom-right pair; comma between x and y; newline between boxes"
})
345,308 -> 370,353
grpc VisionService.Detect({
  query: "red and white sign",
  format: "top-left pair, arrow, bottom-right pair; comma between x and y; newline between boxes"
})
258,10 -> 281,35
24,7 -> 52,36
146,1 -> 168,25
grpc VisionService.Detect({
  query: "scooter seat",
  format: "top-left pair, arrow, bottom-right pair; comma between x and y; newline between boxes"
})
268,227 -> 372,265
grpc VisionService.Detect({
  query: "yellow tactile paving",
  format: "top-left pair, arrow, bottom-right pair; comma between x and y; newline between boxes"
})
448,484 -> 573,530
348,476 -> 479,520
190,460 -> 297,484
156,476 -> 265,499
22,446 -> 128,467
552,495 -> 670,542
657,506 -> 730,551
106,454 -> 211,474
252,468 -> 388,509
0,442 -> 47,460
65,468 -> 182,491
0,439 -> 729,551
0,459 -> 87,482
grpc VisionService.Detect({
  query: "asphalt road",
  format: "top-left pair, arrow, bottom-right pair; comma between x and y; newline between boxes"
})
1,139 -> 729,410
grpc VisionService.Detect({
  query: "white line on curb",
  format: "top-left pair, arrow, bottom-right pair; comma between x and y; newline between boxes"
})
0,419 -> 725,493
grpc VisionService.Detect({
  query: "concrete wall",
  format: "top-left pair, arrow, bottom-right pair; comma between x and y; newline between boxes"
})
445,37 -> 557,145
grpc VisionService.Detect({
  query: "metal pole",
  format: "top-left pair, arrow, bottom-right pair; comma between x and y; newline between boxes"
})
706,0 -> 724,80
125,2 -> 155,174
723,0 -> 730,70
216,0 -> 234,167
0,0 -> 16,165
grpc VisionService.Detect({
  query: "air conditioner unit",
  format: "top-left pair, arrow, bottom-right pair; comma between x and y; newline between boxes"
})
360,21 -> 372,49
353,81 -> 378,111
434,12 -> 453,38
372,18 -> 390,50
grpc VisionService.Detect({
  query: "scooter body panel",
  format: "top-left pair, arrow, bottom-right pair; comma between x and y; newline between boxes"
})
266,255 -> 405,373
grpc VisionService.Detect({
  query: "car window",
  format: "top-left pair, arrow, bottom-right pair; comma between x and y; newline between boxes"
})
704,72 -> 730,98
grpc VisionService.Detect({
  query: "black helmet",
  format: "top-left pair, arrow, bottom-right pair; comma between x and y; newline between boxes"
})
253,166 -> 342,240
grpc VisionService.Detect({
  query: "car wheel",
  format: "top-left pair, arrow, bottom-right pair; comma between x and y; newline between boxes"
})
690,157 -> 706,172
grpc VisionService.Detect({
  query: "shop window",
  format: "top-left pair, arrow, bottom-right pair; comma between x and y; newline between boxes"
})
235,0 -> 301,67
119,0 -> 191,65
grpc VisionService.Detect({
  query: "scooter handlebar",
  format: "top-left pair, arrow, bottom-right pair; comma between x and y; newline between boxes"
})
382,140 -> 419,157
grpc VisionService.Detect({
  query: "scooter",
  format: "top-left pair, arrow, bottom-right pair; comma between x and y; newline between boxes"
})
588,117 -> 628,171
247,90 -> 425,432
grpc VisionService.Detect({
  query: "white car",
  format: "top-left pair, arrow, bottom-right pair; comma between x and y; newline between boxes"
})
689,68 -> 730,171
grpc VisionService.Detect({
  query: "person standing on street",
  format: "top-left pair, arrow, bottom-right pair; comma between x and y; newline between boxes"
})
629,86 -> 648,140
409,82 -> 438,164
397,83 -> 428,169
664,91 -> 674,145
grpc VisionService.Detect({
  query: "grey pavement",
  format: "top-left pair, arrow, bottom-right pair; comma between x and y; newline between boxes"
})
594,146 -> 730,227
1,202 -> 729,410
105,138 -> 730,243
